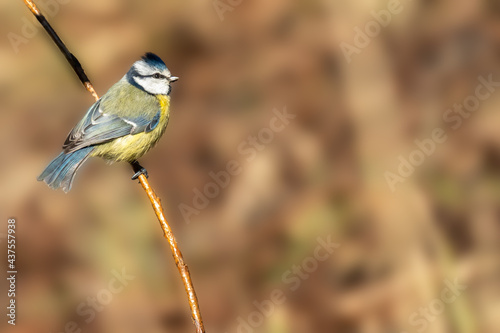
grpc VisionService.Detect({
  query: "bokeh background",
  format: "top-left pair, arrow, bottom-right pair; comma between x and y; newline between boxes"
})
1,0 -> 499,332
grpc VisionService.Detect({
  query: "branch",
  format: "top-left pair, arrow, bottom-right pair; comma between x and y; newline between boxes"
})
23,1 -> 205,332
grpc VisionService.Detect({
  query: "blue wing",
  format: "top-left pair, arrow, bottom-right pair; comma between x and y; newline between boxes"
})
63,98 -> 161,153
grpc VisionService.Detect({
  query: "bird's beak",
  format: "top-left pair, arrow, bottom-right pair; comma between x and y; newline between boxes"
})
169,76 -> 179,83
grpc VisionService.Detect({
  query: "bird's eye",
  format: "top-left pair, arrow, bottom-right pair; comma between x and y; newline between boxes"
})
153,73 -> 161,79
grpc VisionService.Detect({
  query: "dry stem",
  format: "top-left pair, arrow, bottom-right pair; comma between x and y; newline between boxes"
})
23,1 -> 205,332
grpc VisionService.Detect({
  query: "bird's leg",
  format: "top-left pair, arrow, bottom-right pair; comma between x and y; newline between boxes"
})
130,160 -> 149,180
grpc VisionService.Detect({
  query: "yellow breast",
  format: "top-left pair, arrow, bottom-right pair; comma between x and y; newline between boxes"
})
91,95 -> 170,162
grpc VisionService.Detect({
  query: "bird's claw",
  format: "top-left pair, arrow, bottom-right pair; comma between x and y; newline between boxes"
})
131,161 -> 149,180
131,167 -> 148,180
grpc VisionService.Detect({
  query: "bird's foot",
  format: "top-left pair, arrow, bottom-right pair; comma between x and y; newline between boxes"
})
132,168 -> 148,180
131,161 -> 149,180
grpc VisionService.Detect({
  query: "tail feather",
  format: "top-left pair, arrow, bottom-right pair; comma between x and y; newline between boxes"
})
38,147 -> 94,192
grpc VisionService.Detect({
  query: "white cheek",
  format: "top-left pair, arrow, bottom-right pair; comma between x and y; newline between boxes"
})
151,81 -> 166,94
134,77 -> 169,95
133,77 -> 147,89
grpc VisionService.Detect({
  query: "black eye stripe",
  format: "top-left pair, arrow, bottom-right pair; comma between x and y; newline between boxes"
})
152,73 -> 166,79
131,71 -> 167,80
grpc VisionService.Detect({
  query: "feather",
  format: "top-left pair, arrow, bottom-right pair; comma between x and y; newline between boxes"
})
38,146 -> 94,192
62,82 -> 162,153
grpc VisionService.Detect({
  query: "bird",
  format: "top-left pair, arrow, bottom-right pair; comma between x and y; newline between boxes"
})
38,52 -> 178,193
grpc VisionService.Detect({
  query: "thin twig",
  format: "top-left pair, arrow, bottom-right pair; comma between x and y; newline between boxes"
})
23,1 -> 205,332
137,175 -> 204,333
23,0 -> 99,100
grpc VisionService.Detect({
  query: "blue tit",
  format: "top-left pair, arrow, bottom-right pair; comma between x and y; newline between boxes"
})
38,52 -> 178,192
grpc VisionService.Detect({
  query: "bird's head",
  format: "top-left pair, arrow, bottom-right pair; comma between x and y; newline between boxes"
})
126,52 -> 178,95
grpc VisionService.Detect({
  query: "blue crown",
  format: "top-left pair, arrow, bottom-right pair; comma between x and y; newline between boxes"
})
142,52 -> 166,70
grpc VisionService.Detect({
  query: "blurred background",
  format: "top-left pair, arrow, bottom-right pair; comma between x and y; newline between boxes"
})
0,0 -> 499,332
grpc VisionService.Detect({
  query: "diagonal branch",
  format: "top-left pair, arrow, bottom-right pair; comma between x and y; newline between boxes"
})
22,0 -> 99,101
22,1 -> 205,332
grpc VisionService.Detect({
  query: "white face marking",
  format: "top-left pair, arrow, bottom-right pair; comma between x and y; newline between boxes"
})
133,75 -> 171,95
129,60 -> 175,95
134,61 -> 171,77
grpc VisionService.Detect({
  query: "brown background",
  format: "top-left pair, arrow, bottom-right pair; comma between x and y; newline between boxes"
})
0,0 -> 499,332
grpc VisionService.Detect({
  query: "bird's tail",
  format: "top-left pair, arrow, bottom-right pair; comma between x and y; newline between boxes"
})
38,147 -> 94,193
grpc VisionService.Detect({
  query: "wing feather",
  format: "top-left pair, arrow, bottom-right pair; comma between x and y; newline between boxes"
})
62,97 -> 161,153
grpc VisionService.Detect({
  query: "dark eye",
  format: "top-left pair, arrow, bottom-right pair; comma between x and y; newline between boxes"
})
153,73 -> 161,79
